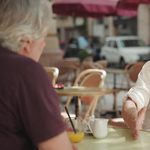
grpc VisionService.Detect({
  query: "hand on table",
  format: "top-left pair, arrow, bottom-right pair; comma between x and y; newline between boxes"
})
122,100 -> 147,140
127,107 -> 146,140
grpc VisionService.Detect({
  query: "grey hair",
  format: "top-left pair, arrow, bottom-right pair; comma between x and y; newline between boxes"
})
0,0 -> 51,52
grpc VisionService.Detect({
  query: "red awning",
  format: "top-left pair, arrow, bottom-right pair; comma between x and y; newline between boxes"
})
52,0 -> 137,18
122,0 -> 150,4
52,0 -> 117,18
117,0 -> 150,15
117,9 -> 137,18
117,0 -> 139,10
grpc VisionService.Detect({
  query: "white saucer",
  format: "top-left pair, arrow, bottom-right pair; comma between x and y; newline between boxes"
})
84,128 -> 109,134
84,129 -> 92,134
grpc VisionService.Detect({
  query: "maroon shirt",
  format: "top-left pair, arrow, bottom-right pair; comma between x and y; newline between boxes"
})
0,46 -> 67,150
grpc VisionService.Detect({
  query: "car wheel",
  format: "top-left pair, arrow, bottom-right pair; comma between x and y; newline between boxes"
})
120,58 -> 125,69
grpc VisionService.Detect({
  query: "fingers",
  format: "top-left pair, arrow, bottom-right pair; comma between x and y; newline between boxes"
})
124,111 -> 137,130
136,107 -> 147,129
132,128 -> 139,140
132,107 -> 147,140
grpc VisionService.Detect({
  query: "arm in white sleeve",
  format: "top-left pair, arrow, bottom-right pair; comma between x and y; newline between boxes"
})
123,61 -> 150,112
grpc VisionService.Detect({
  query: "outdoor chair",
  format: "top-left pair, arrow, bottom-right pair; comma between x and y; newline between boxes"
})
94,61 -> 109,88
54,59 -> 80,86
81,61 -> 109,90
81,62 -> 96,71
120,62 -> 145,89
81,59 -> 104,71
63,57 -> 81,77
63,57 -> 80,65
80,62 -> 110,116
94,60 -> 108,69
62,69 -> 106,123
44,67 -> 59,84
80,56 -> 94,72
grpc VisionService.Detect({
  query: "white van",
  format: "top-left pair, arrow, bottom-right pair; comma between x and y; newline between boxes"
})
100,36 -> 150,68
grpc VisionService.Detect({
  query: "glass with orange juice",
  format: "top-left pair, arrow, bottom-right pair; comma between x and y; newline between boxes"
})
66,117 -> 84,143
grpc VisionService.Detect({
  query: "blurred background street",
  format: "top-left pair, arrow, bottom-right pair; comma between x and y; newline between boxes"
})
39,0 -> 150,120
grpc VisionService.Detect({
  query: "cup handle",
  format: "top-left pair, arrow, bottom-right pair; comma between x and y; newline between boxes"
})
88,119 -> 94,133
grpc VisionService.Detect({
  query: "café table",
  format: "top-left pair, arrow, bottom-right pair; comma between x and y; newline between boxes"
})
55,86 -> 112,118
75,127 -> 150,150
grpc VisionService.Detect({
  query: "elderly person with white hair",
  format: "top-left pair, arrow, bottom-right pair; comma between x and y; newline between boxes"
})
0,0 -> 78,150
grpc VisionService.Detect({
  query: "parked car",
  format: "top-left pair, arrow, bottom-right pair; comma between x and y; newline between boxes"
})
100,36 -> 150,68
64,36 -> 93,62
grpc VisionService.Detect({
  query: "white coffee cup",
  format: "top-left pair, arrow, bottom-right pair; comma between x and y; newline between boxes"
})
88,118 -> 108,139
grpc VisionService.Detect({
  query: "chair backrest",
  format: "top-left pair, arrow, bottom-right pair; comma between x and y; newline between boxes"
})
120,62 -> 145,89
81,56 -> 94,71
44,67 -> 59,84
94,62 -> 104,70
63,57 -> 80,66
74,69 -> 106,105
124,62 -> 144,70
128,62 -> 145,83
81,62 -> 104,71
94,60 -> 108,69
54,60 -> 68,75
81,62 -> 96,71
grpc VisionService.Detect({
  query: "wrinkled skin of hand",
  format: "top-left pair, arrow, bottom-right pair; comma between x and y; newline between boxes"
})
122,99 -> 147,140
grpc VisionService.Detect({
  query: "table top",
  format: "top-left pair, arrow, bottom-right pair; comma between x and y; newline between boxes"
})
55,86 -> 112,96
106,69 -> 131,74
75,127 -> 150,150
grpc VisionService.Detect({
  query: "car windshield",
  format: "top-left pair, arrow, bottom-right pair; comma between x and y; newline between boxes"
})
120,39 -> 146,47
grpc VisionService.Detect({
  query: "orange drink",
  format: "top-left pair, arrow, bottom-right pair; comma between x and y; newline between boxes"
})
67,132 -> 84,143
66,117 -> 84,143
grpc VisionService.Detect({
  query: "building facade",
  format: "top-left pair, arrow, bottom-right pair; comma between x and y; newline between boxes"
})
39,0 -> 63,67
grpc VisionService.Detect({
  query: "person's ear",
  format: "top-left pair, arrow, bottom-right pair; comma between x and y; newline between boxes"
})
22,40 -> 31,52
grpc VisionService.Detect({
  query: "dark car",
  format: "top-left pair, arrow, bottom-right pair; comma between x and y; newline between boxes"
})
64,36 -> 92,62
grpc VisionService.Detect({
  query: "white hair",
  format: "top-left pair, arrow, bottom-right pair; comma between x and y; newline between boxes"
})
0,0 -> 51,52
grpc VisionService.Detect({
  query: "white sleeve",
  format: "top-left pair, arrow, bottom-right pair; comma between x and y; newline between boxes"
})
122,61 -> 150,112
